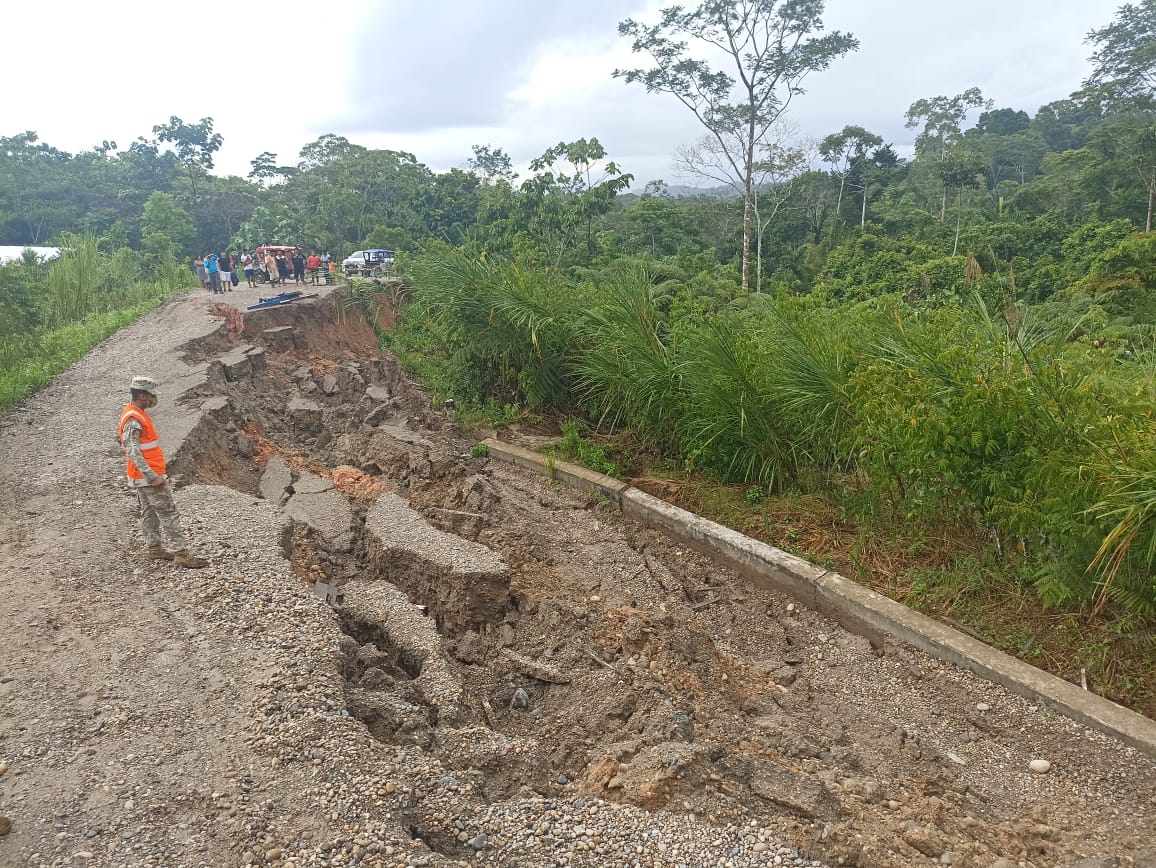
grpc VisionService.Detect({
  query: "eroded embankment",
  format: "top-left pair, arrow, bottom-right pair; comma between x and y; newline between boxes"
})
162,294 -> 1156,868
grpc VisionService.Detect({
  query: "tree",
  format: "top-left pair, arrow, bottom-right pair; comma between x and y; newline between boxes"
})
151,117 -> 223,203
1090,113 -> 1156,230
141,192 -> 195,249
974,108 -> 1030,136
615,0 -> 857,290
248,152 -> 297,187
467,145 -> 517,184
519,138 -> 633,263
852,143 -> 899,227
1029,98 -> 1100,152
297,134 -> 363,170
141,191 -> 195,266
905,88 -> 991,219
1084,0 -> 1156,108
819,125 -> 883,231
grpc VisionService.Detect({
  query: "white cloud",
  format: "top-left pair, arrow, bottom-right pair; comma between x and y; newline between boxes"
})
0,0 -> 1126,185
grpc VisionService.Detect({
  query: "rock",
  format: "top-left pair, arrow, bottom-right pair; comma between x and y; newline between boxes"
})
468,833 -> 487,850
293,471 -> 335,495
287,398 -> 323,437
500,648 -> 571,684
365,385 -> 391,403
511,688 -> 530,709
975,702 -> 990,712
992,860 -> 1016,868
0,816 -> 10,836
284,473 -> 353,550
1029,759 -> 1052,774
902,826 -> 945,858
218,346 -> 256,382
70,852 -> 94,860
1070,857 -> 1120,868
259,456 -> 293,502
234,433 -> 257,459
266,847 -> 283,861
320,374 -> 339,396
245,345 -> 267,373
747,759 -> 839,819
453,632 -> 487,665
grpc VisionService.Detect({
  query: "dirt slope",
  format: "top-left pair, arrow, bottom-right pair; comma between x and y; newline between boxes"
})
0,286 -> 1152,868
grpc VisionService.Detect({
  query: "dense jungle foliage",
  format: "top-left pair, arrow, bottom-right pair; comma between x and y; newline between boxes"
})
1,1 -> 1153,629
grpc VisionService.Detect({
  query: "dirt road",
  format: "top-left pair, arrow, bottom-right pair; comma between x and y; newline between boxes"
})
0,286 -> 1152,868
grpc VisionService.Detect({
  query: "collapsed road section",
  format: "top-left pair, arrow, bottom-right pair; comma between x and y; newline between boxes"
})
0,287 -> 1153,868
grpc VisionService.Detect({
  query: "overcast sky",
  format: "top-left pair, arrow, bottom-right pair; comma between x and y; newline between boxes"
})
1,0 -> 1122,186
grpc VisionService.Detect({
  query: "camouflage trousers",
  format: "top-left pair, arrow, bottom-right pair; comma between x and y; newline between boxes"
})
134,483 -> 188,551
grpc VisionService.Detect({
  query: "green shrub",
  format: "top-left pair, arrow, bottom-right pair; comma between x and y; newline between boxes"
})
556,421 -> 618,477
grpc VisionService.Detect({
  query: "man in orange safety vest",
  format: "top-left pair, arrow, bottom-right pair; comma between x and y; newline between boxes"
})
118,376 -> 208,568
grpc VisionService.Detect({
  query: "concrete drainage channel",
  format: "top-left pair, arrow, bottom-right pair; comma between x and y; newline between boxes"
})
163,296 -> 1156,867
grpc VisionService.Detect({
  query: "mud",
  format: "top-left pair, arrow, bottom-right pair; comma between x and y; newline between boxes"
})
154,294 -> 1156,868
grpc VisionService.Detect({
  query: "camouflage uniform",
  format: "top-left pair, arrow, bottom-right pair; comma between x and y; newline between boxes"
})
121,419 -> 188,550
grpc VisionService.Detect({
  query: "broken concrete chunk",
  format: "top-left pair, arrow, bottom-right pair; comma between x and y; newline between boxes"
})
258,456 -> 293,502
500,648 -> 571,684
293,470 -> 335,494
285,489 -> 353,551
343,580 -> 463,722
235,433 -> 257,459
283,473 -> 353,550
261,325 -> 298,351
244,345 -> 266,373
454,631 -> 487,664
363,492 -> 510,632
219,345 -> 256,382
287,397 -> 323,436
743,758 -> 840,819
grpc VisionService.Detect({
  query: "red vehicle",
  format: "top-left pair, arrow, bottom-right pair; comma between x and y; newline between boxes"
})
253,245 -> 302,285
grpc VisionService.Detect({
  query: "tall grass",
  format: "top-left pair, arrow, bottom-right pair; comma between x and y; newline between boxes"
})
0,239 -> 194,409
407,244 -> 579,407
395,244 -> 1156,614
0,302 -> 164,407
572,264 -> 681,440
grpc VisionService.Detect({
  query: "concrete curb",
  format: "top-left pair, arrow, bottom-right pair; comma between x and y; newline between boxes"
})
482,439 -> 630,505
483,438 -> 1156,758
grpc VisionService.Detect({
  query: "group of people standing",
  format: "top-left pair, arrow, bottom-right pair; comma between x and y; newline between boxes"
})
194,253 -> 239,294
261,250 -> 332,287
194,250 -> 334,291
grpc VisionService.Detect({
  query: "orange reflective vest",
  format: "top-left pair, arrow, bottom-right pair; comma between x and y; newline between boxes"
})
118,404 -> 166,480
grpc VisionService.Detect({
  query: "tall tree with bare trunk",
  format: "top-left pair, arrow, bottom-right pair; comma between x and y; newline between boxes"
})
614,0 -> 856,291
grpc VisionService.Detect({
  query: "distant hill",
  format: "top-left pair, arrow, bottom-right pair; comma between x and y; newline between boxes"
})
664,183 -> 735,199
619,183 -> 737,201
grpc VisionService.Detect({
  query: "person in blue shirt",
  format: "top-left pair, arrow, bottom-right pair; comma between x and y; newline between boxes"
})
204,253 -> 221,294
